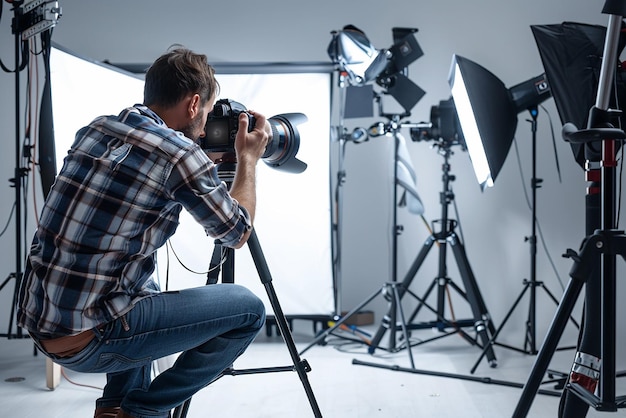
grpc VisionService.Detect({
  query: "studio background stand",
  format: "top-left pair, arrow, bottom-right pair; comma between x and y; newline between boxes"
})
513,2 -> 626,416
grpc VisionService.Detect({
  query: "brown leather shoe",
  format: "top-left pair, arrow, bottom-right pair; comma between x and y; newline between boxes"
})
94,407 -> 120,418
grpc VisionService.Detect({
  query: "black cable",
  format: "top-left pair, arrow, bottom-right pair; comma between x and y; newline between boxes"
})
540,104 -> 562,184
0,27 -> 29,73
0,202 -> 16,238
0,0 -> 13,73
613,65 -> 623,227
451,183 -> 464,244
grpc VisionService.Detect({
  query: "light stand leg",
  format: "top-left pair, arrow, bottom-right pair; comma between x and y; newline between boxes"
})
448,233 -> 497,366
367,234 -> 435,353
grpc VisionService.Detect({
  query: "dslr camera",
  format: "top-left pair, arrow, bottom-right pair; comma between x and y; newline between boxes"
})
202,98 -> 307,173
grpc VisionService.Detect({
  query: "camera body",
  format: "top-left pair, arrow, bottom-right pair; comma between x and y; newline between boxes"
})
410,98 -> 465,149
202,99 -> 255,153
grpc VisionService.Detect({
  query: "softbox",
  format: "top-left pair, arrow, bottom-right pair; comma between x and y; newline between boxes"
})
531,21 -> 626,168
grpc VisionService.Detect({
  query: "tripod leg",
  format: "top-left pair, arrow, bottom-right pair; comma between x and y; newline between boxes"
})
0,274 -> 16,338
171,399 -> 191,418
405,275 -> 438,324
513,276 -> 585,417
367,235 -> 436,354
539,283 -> 581,329
299,286 -> 383,355
470,284 -> 530,374
448,234 -> 497,367
558,190 -> 602,417
389,283 -> 415,368
206,245 -> 223,285
247,231 -> 323,417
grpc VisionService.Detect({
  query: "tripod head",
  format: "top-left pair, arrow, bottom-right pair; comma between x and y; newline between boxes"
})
209,152 -> 237,186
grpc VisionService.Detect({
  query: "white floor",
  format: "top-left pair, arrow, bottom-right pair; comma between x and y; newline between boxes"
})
1,322 -> 624,418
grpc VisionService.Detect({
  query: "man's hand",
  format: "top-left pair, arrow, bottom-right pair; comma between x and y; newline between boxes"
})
228,110 -> 270,248
235,111 -> 270,164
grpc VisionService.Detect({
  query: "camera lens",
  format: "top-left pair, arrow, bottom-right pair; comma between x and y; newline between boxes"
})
263,113 -> 308,173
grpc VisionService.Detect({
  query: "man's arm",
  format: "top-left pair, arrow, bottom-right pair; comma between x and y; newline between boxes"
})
228,110 -> 269,249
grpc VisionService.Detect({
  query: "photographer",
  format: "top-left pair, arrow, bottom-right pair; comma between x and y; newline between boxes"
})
17,46 -> 269,418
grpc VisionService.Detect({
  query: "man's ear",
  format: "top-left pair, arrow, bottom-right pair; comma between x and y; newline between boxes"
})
188,93 -> 201,118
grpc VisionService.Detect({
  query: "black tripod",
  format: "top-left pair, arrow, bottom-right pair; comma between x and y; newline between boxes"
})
363,140 -> 498,365
513,2 -> 626,416
172,229 -> 322,418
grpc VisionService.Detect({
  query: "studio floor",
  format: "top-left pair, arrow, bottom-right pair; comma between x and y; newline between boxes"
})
1,320 -> 625,418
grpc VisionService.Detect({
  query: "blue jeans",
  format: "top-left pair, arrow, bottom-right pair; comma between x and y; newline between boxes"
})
45,284 -> 265,418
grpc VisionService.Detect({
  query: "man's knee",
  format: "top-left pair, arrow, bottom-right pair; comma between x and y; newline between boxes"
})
229,284 -> 266,329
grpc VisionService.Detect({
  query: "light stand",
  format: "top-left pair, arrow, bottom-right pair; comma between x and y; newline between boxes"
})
0,0 -> 61,339
364,124 -> 498,365
513,2 -> 626,415
329,76 -> 372,319
300,25 -> 427,352
448,55 -> 580,375
526,106 -> 547,355
300,106 -> 425,361
0,2 -> 27,340
378,108 -> 412,354
332,133 -> 346,318
470,106 -> 579,374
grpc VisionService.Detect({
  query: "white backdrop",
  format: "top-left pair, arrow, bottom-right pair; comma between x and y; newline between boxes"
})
49,46 -> 335,316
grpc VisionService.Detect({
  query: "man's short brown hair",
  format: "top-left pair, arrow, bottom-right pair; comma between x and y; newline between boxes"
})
143,45 -> 219,108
